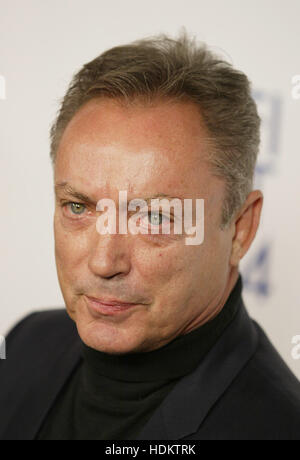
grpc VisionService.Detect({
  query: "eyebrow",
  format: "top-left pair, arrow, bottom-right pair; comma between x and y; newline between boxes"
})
55,182 -> 97,205
54,182 -> 184,204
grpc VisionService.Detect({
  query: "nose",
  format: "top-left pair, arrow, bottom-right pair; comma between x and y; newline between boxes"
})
88,230 -> 132,279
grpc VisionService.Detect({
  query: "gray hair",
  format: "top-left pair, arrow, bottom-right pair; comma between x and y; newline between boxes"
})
50,31 -> 260,229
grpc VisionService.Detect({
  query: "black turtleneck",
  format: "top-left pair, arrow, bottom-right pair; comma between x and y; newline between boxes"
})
36,275 -> 242,440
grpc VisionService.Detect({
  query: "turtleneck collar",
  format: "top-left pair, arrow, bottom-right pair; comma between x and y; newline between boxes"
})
80,274 -> 243,383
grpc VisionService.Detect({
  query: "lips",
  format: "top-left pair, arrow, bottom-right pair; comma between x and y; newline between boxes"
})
87,296 -> 137,307
85,295 -> 139,316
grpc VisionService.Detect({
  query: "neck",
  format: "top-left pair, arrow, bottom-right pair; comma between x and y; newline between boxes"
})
182,266 -> 240,335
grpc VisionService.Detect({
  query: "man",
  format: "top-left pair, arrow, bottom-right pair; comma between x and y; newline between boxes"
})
1,32 -> 300,441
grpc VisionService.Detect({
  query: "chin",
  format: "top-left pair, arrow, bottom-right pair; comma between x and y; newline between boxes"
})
76,319 -> 146,355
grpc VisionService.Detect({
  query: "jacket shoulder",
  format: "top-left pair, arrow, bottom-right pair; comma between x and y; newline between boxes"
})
192,321 -> 300,440
247,322 -> 300,411
5,308 -> 78,360
0,309 -> 81,440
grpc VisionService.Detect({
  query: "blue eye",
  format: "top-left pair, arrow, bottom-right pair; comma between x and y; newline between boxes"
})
69,202 -> 86,215
148,211 -> 163,225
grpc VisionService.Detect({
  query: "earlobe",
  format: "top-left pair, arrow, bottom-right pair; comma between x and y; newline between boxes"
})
230,239 -> 242,267
230,190 -> 263,266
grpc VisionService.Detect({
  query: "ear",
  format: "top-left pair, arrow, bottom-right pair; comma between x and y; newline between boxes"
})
230,190 -> 264,267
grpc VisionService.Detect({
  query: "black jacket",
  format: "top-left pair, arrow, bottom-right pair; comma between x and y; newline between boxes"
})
1,297 -> 300,440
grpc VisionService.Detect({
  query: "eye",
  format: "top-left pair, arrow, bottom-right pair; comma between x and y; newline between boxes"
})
148,211 -> 163,226
139,211 -> 170,228
67,202 -> 86,215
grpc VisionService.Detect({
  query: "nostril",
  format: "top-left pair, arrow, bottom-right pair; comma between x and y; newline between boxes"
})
106,272 -> 125,280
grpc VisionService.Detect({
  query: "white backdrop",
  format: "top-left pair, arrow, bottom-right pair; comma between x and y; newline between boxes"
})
1,0 -> 300,377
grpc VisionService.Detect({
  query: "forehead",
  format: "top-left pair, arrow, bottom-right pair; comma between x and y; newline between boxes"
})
55,98 -> 224,203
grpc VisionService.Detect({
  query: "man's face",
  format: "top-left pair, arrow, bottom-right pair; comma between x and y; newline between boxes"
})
54,98 -> 237,354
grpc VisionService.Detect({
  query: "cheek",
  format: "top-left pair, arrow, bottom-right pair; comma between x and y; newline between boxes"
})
193,229 -> 232,290
135,243 -> 192,290
54,216 -> 88,276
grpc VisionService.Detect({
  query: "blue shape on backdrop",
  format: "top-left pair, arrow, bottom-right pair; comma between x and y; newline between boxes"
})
241,89 -> 282,299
